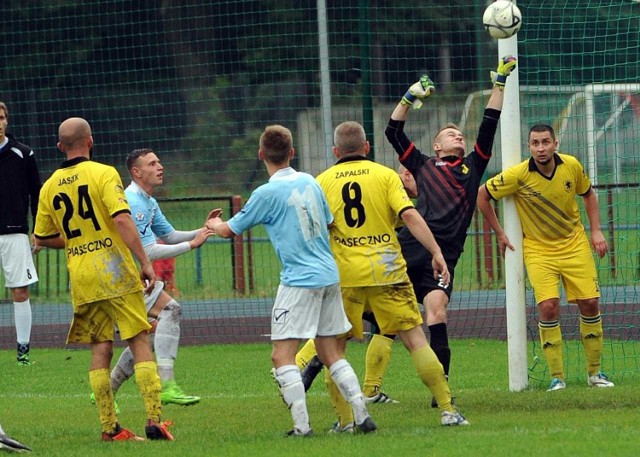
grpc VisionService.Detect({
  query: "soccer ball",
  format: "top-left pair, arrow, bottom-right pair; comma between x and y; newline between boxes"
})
483,1 -> 522,39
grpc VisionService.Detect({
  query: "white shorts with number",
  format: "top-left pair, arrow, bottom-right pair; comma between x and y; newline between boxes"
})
271,283 -> 352,341
0,233 -> 38,288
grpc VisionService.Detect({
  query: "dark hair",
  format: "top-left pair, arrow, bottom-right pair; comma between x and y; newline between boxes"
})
259,125 -> 292,165
126,148 -> 155,172
0,102 -> 7,120
528,124 -> 556,141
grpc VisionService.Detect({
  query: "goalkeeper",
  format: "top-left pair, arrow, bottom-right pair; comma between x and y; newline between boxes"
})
385,56 -> 516,407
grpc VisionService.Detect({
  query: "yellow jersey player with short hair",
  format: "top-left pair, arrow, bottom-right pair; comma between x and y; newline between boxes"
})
35,117 -> 173,442
318,154 -> 412,288
316,121 -> 469,428
478,123 -> 613,392
37,160 -> 142,305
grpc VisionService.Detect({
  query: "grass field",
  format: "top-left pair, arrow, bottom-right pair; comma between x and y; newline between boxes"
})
1,339 -> 638,457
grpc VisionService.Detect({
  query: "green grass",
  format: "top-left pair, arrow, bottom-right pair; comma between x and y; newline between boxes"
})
1,339 -> 639,456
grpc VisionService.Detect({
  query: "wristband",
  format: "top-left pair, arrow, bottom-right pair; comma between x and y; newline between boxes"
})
401,91 -> 417,106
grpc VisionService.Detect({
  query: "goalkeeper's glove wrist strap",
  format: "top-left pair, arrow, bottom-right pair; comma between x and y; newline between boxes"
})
402,91 -> 417,105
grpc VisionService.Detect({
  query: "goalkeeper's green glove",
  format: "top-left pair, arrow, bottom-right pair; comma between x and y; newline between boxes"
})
490,55 -> 517,90
401,75 -> 435,110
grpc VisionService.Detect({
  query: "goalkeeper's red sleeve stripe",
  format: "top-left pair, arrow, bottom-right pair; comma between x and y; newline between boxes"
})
399,142 -> 415,162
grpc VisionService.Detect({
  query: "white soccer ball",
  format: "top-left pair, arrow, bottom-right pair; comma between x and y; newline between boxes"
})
483,1 -> 523,39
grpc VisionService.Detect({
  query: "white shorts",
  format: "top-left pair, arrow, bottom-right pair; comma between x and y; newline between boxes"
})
144,280 -> 165,312
270,283 -> 352,341
0,233 -> 38,288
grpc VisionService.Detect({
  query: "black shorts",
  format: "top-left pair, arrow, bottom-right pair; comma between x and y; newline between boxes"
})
406,252 -> 459,304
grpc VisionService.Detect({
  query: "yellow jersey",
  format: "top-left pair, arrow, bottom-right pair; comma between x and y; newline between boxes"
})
317,156 -> 414,287
35,158 -> 142,305
485,153 -> 592,253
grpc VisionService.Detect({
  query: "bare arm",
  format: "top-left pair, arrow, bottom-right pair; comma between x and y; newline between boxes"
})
390,102 -> 411,122
204,208 -> 237,238
582,188 -> 608,258
486,85 -> 505,111
401,208 -> 449,284
205,216 -> 236,239
477,185 -> 513,256
113,212 -> 155,292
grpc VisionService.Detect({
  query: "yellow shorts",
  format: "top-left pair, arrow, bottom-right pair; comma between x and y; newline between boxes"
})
341,283 -> 422,339
524,237 -> 600,304
67,292 -> 151,344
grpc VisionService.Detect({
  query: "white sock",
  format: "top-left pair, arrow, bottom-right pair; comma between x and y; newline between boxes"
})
155,300 -> 181,383
274,365 -> 310,433
13,299 -> 32,344
329,359 -> 369,425
111,347 -> 135,393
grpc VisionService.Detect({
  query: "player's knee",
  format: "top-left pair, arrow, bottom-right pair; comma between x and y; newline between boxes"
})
11,287 -> 29,302
538,299 -> 560,320
160,299 -> 182,320
577,298 -> 600,316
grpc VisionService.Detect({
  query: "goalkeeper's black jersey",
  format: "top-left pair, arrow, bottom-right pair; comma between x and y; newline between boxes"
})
385,108 -> 500,266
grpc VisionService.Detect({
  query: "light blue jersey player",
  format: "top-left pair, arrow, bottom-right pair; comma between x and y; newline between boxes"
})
228,168 -> 339,288
206,125 -> 376,436
127,181 -> 175,248
91,149 -> 214,411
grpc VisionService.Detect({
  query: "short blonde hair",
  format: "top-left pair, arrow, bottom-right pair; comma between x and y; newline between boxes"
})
434,122 -> 462,143
0,102 -> 8,120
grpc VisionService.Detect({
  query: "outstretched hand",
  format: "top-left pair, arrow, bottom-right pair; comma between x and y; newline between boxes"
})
207,208 -> 223,221
491,55 -> 517,89
191,228 -> 215,249
401,75 -> 435,110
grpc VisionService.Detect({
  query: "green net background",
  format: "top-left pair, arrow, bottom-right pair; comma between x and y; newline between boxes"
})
1,1 -> 639,385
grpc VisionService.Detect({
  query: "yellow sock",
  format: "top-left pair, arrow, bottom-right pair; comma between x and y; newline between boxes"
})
580,314 -> 604,375
134,361 -> 162,422
411,345 -> 452,412
295,339 -> 317,369
89,368 -> 117,433
324,367 -> 354,427
363,334 -> 394,397
539,321 -> 564,380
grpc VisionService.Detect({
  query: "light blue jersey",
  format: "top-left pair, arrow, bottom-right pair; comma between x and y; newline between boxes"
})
227,167 -> 339,288
125,181 -> 174,246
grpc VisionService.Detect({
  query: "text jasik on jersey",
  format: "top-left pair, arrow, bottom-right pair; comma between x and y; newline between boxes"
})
35,158 -> 142,305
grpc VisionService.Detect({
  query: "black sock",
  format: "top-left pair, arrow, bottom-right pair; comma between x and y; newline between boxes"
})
428,323 -> 451,377
300,355 -> 324,392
